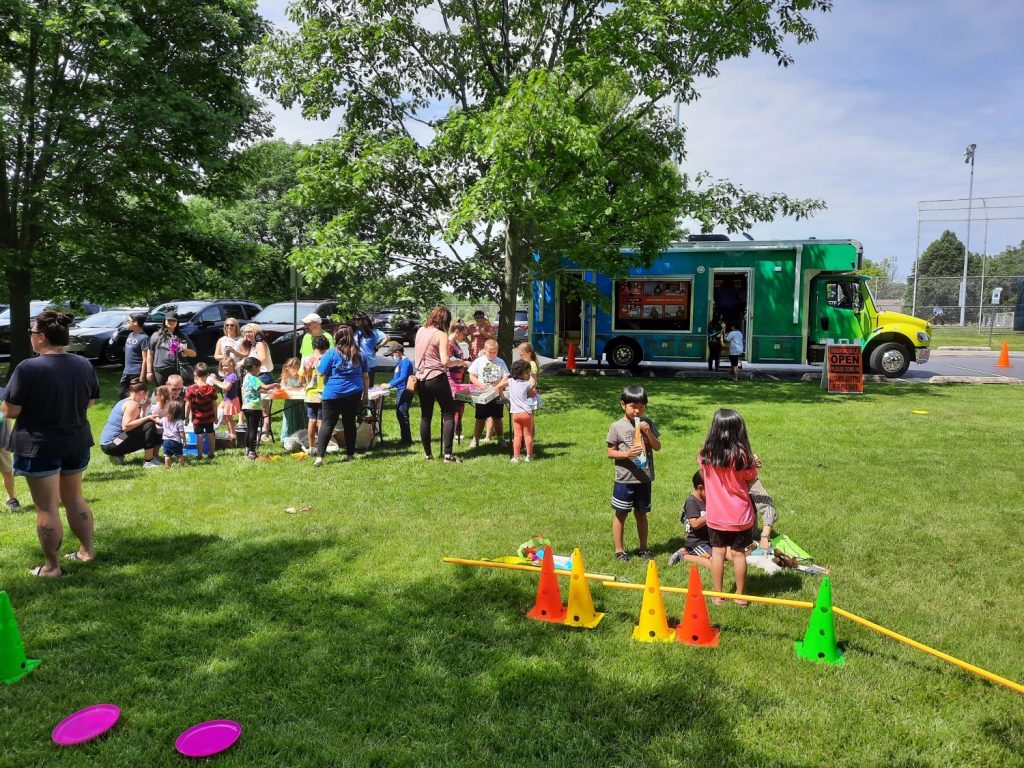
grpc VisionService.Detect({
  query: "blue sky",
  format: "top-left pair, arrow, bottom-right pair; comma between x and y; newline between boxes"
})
256,0 -> 1024,277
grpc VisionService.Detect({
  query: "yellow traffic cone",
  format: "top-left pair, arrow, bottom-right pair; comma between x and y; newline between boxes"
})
563,549 -> 604,628
632,560 -> 674,642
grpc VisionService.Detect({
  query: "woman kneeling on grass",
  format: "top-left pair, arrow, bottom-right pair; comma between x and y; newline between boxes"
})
99,382 -> 162,467
2,310 -> 100,577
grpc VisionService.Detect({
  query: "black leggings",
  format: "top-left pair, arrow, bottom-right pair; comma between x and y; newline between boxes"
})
418,375 -> 456,458
318,392 -> 363,458
244,409 -> 262,455
100,421 -> 162,457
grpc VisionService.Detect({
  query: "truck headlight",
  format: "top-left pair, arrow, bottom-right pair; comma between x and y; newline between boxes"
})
916,332 -> 929,343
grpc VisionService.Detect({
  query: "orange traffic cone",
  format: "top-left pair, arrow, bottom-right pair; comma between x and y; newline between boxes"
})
996,340 -> 1012,368
527,545 -> 567,623
632,560 -> 675,643
566,343 -> 577,371
675,565 -> 719,647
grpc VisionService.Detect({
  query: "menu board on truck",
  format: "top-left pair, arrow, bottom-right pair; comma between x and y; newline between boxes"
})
614,279 -> 692,331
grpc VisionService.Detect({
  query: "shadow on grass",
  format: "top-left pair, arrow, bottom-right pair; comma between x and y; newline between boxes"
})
4,532 -> 822,768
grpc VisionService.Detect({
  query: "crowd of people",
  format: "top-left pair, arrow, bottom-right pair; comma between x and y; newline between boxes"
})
3,307 -> 769,598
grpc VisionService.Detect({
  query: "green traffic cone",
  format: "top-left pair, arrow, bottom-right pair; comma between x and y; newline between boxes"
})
794,577 -> 845,667
1,591 -> 40,684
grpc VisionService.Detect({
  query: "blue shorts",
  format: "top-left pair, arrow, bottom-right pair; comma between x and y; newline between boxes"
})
14,449 -> 91,478
686,542 -> 713,558
162,439 -> 184,457
611,481 -> 651,514
306,402 -> 322,419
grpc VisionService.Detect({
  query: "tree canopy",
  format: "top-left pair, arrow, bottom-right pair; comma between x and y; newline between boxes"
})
253,0 -> 829,357
1,0 -> 267,365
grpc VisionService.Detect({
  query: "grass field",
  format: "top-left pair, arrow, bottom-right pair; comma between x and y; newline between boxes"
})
930,325 -> 1024,351
2,372 -> 1023,767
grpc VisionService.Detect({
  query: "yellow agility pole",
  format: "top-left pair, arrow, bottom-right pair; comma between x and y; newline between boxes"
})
601,580 -> 814,610
601,581 -> 1024,696
443,557 -> 618,583
833,607 -> 1024,696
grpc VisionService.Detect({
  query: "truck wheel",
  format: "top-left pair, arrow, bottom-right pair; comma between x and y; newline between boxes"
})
605,340 -> 642,369
870,342 -> 911,378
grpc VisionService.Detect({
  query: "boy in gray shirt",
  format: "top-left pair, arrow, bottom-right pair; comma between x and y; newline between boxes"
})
606,385 -> 661,561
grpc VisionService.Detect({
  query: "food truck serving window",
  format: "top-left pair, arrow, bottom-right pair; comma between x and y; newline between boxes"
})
614,279 -> 692,331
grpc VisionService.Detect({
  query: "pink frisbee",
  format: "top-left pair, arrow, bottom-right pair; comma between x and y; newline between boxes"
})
52,703 -> 121,746
175,720 -> 242,758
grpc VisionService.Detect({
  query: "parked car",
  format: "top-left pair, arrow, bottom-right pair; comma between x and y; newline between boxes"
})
373,308 -> 421,346
513,307 -> 529,345
0,300 -> 60,354
67,307 -> 148,363
250,300 -> 339,365
108,299 -> 262,363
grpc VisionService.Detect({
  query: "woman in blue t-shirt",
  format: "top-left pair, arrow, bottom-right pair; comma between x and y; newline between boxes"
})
353,313 -> 388,386
314,326 -> 370,467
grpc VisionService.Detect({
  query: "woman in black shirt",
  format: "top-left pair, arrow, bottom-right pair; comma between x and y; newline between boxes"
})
2,311 -> 100,577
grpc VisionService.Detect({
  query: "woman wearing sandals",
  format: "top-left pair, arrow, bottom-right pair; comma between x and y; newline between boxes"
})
414,307 -> 469,463
2,310 -> 100,577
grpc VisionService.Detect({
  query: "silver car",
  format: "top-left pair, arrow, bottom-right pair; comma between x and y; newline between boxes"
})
67,307 -> 148,363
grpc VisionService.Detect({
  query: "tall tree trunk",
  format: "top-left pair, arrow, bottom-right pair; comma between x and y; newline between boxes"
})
497,218 -> 527,361
7,264 -> 32,370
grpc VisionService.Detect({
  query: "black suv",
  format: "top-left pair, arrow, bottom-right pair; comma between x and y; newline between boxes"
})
374,308 -> 421,345
250,300 -> 339,364
108,299 -> 262,363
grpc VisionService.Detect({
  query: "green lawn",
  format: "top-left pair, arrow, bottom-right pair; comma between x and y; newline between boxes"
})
2,372 -> 1023,767
930,325 -> 1024,351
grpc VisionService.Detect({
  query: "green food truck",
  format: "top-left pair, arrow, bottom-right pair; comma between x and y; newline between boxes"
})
530,238 -> 931,377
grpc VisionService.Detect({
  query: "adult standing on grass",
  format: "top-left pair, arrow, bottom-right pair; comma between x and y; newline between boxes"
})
149,312 -> 197,386
119,311 -> 152,397
241,323 -> 275,440
99,382 -> 162,467
468,309 -> 496,359
2,311 -> 100,577
214,317 -> 243,364
414,307 -> 469,463
299,312 -> 327,359
353,312 -> 388,385
313,326 -> 369,467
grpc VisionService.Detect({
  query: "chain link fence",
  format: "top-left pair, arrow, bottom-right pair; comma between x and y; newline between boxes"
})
904,275 -> 1023,327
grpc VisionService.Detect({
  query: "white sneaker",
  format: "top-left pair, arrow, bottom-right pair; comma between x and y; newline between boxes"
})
524,456 -> 532,462
469,438 -> 478,448
510,457 -> 521,463
143,458 -> 163,469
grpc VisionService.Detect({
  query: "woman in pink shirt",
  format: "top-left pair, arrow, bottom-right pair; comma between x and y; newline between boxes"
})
414,307 -> 470,462
698,409 -> 759,606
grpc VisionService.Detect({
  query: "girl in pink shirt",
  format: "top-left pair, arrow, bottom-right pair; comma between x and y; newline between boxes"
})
698,409 -> 759,606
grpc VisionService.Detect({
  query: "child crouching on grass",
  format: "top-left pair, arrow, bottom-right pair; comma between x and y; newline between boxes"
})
669,470 -> 713,567
606,385 -> 661,561
698,408 -> 758,606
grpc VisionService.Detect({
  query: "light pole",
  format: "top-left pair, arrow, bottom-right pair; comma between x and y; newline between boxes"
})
959,143 -> 976,326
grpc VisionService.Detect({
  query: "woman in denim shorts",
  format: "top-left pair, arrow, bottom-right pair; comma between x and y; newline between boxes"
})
2,310 -> 100,577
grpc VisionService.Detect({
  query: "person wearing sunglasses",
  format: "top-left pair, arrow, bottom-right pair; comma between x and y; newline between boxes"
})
148,311 -> 197,386
215,318 -> 243,364
2,311 -> 100,577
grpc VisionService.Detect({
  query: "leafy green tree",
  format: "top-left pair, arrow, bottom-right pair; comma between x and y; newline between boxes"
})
253,0 -> 828,357
0,0 -> 267,366
862,256 -> 903,301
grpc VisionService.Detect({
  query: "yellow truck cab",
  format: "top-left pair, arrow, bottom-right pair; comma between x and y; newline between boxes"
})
808,273 -> 931,377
